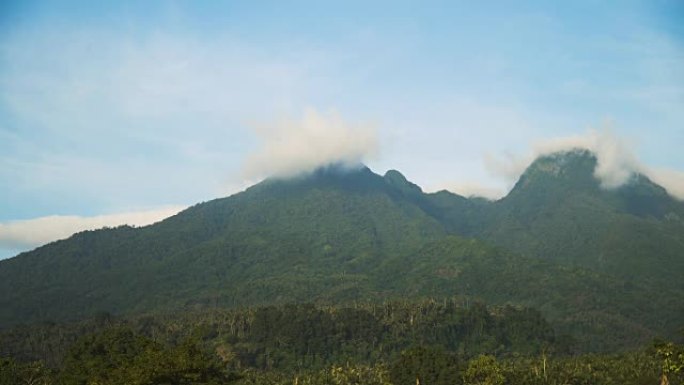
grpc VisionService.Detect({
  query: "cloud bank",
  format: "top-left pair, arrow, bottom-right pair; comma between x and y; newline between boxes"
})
0,206 -> 186,252
243,109 -> 378,179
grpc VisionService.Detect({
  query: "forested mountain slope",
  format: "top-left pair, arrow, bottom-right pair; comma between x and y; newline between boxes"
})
1,151 -> 683,351
0,166 -> 445,326
434,151 -> 684,291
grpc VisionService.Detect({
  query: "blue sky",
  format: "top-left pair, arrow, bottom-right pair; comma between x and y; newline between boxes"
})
1,1 -> 683,259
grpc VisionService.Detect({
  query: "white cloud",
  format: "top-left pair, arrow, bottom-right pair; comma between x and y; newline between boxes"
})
0,206 -> 186,250
0,26 -> 338,210
531,127 -> 639,189
481,126 -> 684,200
1,29 -> 320,130
243,109 -> 378,179
483,151 -> 534,188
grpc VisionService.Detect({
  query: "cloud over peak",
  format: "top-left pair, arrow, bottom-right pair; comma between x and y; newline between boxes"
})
243,109 -> 378,179
531,128 -> 639,189
482,127 -> 684,200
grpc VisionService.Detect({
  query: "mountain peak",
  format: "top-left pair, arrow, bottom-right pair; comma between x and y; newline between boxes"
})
508,149 -> 679,219
384,169 -> 423,195
310,162 -> 371,176
260,162 -> 372,184
510,150 -> 600,195
251,162 -> 390,197
524,149 -> 597,178
520,149 -> 667,195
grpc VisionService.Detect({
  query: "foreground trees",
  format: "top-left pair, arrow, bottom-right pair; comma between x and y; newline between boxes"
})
0,357 -> 52,385
58,327 -> 240,385
2,338 -> 683,385
1,301 -> 683,384
656,340 -> 684,385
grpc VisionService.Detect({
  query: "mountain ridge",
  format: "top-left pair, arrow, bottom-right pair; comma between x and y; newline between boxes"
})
1,150 -> 683,351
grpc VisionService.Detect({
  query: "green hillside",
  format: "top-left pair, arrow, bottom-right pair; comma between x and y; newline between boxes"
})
1,153 -> 683,352
430,151 -> 684,291
0,166 -> 445,326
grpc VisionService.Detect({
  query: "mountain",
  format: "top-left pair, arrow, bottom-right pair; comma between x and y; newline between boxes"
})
433,150 -> 684,291
0,165 -> 442,321
1,153 -> 683,352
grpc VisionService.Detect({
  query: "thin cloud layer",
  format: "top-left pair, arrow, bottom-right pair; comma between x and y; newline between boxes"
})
0,206 -> 186,251
0,26 -> 336,218
243,109 -> 378,179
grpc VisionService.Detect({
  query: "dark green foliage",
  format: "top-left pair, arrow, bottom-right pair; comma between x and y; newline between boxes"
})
655,339 -> 684,385
423,152 -> 684,291
0,357 -> 53,385
1,154 -> 684,354
463,355 -> 504,385
2,301 -> 683,385
59,327 -> 240,385
389,346 -> 462,385
1,300 -> 557,373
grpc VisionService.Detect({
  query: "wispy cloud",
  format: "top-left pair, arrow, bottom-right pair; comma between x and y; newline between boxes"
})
1,29 -> 320,129
532,127 -> 639,189
479,126 -> 684,200
0,25 -> 341,215
1,2 -> 682,224
243,109 -> 378,179
0,206 -> 186,252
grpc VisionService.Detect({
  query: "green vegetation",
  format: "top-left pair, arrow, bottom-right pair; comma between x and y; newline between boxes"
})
1,151 -> 684,383
463,151 -> 684,293
0,300 -> 559,370
1,301 -> 683,384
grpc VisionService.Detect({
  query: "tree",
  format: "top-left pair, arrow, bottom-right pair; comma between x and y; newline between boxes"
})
0,357 -> 53,385
389,346 -> 462,385
463,355 -> 504,385
655,341 -> 684,385
59,327 -> 240,385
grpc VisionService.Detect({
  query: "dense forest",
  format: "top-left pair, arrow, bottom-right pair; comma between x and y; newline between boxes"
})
2,150 -> 684,383
2,300 -> 683,384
